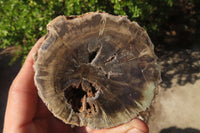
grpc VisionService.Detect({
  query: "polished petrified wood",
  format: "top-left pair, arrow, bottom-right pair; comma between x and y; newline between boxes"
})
33,12 -> 161,129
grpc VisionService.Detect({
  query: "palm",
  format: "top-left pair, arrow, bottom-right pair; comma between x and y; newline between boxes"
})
27,97 -> 88,133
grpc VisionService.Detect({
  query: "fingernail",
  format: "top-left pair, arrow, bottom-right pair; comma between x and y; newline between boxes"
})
127,128 -> 144,133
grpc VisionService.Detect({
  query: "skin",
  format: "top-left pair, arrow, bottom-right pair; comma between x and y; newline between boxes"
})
3,37 -> 149,133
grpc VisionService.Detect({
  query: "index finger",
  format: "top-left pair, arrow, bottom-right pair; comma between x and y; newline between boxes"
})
3,37 -> 44,132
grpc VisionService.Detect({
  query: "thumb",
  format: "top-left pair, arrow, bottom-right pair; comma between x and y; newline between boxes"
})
124,119 -> 149,133
86,118 -> 149,133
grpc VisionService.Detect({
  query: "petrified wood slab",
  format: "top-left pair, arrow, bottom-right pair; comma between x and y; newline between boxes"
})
33,12 -> 161,129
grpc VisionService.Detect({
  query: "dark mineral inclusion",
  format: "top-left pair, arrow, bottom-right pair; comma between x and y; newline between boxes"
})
33,12 -> 161,129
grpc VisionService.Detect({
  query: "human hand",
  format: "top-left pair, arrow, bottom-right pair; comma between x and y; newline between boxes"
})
3,37 -> 148,133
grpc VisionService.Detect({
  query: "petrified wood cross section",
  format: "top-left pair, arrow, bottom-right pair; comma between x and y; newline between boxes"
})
33,12 -> 161,129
